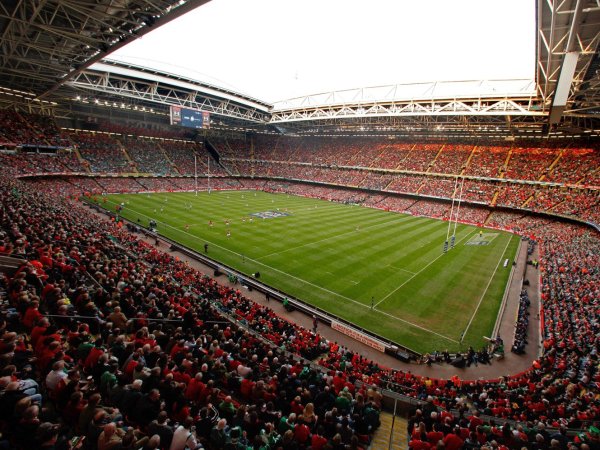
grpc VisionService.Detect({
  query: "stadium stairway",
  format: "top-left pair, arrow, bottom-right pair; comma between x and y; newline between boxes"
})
426,144 -> 445,173
118,141 -> 139,173
549,199 -> 566,212
540,148 -> 565,181
500,147 -> 513,178
576,165 -> 600,186
460,145 -> 478,175
62,133 -> 92,173
394,143 -> 415,170
483,209 -> 495,225
521,193 -> 536,208
368,411 -> 408,450
490,188 -> 501,207
157,142 -> 180,175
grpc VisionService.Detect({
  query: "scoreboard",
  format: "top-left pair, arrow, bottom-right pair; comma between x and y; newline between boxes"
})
170,106 -> 210,129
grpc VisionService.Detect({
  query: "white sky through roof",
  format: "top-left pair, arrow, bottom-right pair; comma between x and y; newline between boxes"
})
108,0 -> 536,104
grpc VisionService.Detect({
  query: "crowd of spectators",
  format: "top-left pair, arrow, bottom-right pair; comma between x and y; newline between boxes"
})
357,172 -> 391,191
0,151 -> 86,176
511,288 -> 530,355
543,147 -> 600,185
69,132 -> 132,173
417,178 -> 457,199
428,145 -> 472,175
386,175 -> 426,195
121,138 -> 176,176
462,146 -> 509,178
159,142 -> 204,176
461,181 -> 497,205
449,206 -> 489,226
369,143 -> 413,170
495,186 -> 537,209
398,144 -> 440,172
0,110 -> 65,147
364,196 -> 417,214
0,175 -> 388,450
406,201 -> 451,220
0,152 -> 44,176
0,169 -> 598,450
505,147 -> 560,181
97,121 -> 190,141
19,113 -> 69,147
3,121 -> 599,226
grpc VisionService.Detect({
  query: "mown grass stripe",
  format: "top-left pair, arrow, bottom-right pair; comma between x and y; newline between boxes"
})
103,191 -> 518,353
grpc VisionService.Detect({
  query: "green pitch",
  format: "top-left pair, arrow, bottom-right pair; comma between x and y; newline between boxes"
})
102,190 -> 519,354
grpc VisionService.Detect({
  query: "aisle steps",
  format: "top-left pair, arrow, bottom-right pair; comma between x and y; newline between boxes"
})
368,411 -> 408,450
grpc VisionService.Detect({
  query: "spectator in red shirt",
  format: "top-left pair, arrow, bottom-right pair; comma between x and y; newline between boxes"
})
22,300 -> 43,330
426,423 -> 444,446
443,427 -> 465,450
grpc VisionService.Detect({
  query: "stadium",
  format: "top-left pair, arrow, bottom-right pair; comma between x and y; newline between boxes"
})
0,0 -> 598,449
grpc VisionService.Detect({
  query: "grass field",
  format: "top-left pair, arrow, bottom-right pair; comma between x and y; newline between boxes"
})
100,190 -> 519,354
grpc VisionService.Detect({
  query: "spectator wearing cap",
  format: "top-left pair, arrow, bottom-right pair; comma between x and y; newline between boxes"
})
36,422 -> 62,450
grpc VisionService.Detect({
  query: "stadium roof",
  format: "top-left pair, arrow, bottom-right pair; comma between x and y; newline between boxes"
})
0,0 -> 598,138
0,0 -> 210,97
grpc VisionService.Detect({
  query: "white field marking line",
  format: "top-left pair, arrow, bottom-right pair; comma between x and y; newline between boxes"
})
484,233 -> 500,244
375,309 -> 459,343
256,216 -> 411,260
374,229 -> 477,308
105,199 -> 231,253
105,199 -> 454,342
109,200 -> 458,343
460,235 -> 513,341
389,265 -> 417,275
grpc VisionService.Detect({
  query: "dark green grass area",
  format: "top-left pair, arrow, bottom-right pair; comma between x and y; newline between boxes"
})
102,190 -> 519,353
